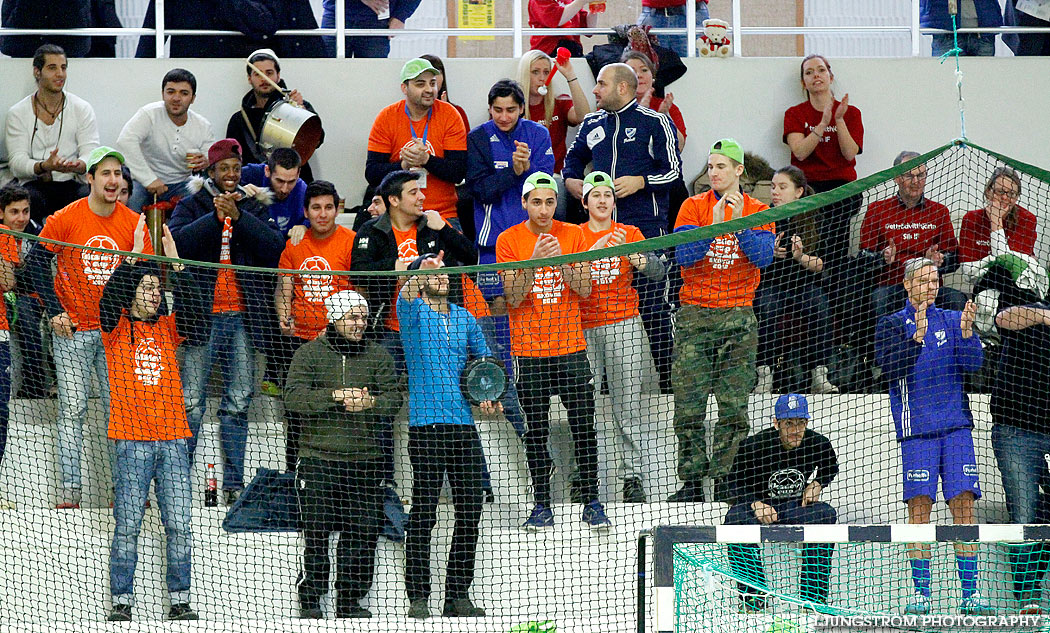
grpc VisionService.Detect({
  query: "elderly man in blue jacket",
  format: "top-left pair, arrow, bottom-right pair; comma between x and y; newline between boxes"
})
875,257 -> 991,617
563,62 -> 681,391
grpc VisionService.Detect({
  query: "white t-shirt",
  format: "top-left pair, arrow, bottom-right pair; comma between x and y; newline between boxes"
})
117,101 -> 215,186
4,91 -> 99,183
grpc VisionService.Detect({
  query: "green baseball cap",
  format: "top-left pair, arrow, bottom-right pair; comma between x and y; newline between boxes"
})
710,138 -> 744,164
86,146 -> 125,172
581,170 -> 613,200
400,58 -> 440,83
521,172 -> 559,197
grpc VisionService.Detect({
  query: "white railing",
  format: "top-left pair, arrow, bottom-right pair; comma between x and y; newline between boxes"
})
0,0 -> 1048,59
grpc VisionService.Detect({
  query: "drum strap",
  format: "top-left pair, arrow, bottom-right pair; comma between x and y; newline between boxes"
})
239,107 -> 264,159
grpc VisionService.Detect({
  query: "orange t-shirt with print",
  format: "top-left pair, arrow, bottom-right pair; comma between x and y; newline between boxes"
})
385,225 -> 419,332
103,314 -> 192,441
212,216 -> 242,313
279,226 -> 356,340
675,190 -> 774,308
367,100 -> 467,220
39,199 -> 153,331
496,220 -> 587,358
0,228 -> 19,332
579,222 -> 643,329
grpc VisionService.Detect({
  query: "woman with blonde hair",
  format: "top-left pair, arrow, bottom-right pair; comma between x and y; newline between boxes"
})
517,49 -> 592,175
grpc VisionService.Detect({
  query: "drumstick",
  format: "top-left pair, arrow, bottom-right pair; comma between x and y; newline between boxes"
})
246,59 -> 293,100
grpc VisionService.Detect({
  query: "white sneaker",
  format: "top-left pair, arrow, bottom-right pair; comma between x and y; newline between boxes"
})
754,365 -> 773,394
811,366 -> 839,394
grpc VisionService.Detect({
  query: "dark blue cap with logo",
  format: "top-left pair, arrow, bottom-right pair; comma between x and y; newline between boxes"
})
774,393 -> 810,420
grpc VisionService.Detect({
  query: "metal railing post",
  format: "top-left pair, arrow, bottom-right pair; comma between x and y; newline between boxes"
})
513,0 -> 523,58
686,0 -> 697,58
911,0 -> 922,56
336,0 -> 346,58
154,0 -> 165,59
732,0 -> 742,57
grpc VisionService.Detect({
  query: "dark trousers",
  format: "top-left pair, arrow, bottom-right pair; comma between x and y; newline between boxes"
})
22,179 -> 88,224
635,269 -> 674,389
405,424 -> 485,602
754,284 -> 833,372
296,457 -> 383,612
11,294 -> 51,398
809,180 -> 865,347
516,351 -> 597,506
724,499 -> 837,603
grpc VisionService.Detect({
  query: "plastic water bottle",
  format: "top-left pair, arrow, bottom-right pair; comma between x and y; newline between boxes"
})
205,464 -> 218,507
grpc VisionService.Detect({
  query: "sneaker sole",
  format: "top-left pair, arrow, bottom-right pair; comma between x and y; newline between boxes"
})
522,524 -> 553,532
587,522 -> 612,531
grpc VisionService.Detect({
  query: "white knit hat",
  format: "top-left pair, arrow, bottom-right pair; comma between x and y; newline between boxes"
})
325,290 -> 368,323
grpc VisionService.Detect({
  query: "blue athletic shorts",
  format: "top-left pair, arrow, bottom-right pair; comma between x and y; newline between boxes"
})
900,427 -> 982,503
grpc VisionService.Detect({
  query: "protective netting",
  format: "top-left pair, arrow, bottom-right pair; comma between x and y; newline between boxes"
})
1,141 -> 1048,630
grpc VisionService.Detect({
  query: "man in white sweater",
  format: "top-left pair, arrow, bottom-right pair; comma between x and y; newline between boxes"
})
117,68 -> 215,212
4,44 -> 98,223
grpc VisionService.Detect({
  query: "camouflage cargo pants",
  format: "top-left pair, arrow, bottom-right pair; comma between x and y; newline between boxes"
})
672,305 -> 758,481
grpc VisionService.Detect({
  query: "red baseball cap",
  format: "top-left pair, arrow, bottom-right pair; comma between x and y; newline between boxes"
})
208,139 -> 242,167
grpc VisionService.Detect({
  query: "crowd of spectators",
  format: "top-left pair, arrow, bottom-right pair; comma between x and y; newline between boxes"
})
0,31 -> 1045,620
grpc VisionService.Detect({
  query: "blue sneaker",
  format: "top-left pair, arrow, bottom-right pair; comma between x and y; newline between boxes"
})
581,500 -> 611,531
522,504 -> 554,531
903,592 -> 931,615
960,592 -> 994,616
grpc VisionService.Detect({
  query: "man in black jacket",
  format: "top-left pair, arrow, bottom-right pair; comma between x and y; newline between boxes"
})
722,393 -> 839,612
226,49 -> 325,183
350,169 -> 476,540
167,138 -> 284,505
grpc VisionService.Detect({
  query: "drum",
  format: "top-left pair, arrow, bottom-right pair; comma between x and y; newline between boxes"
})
259,100 -> 323,162
460,356 -> 508,406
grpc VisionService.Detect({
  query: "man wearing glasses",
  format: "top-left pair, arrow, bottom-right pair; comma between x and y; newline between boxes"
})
860,151 -> 967,319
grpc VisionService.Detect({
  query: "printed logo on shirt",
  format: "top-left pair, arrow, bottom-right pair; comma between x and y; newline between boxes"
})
82,235 -> 122,286
906,469 -> 930,482
133,337 -> 163,387
489,134 -> 500,143
935,330 -> 947,347
494,160 -> 509,169
768,468 -> 806,499
962,464 -> 978,477
708,235 -> 740,270
590,256 -> 622,285
805,122 -> 835,144
624,127 -> 637,143
531,267 -> 565,304
397,237 -> 418,266
398,139 -> 435,159
299,256 -> 334,302
357,237 -> 369,250
586,126 -> 606,149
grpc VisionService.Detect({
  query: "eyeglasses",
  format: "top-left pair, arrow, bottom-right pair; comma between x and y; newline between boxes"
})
991,186 -> 1020,199
899,172 -> 927,182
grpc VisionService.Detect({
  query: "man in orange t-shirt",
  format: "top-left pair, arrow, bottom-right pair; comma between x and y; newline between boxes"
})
496,172 -> 609,531
578,172 -> 665,503
668,139 -> 776,503
365,58 -> 467,224
27,146 -> 152,508
100,220 -> 201,621
275,180 -> 354,469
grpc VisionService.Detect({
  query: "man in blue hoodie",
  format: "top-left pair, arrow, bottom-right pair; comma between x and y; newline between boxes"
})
563,62 -> 680,389
875,257 -> 990,617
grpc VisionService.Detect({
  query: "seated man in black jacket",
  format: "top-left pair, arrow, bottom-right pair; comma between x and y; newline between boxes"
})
351,169 -> 477,541
722,393 -> 840,612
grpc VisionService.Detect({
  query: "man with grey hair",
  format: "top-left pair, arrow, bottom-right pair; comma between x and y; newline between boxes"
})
875,258 -> 990,617
563,61 -> 681,391
860,151 -> 966,319
284,289 -> 403,619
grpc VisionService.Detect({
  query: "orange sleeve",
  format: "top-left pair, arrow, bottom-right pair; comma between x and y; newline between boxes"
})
443,106 -> 468,151
0,232 -> 18,264
626,225 -> 644,244
496,230 -> 517,263
674,196 -> 705,230
279,241 -> 294,270
367,106 -> 394,153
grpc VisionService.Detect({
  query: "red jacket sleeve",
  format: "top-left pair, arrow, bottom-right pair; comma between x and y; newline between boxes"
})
958,210 -> 982,262
1013,207 -> 1038,256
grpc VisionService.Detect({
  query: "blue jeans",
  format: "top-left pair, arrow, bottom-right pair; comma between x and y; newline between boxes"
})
53,329 -> 109,490
639,3 -> 710,58
0,341 -> 9,464
991,424 -> 1050,602
126,179 -> 190,214
932,33 -> 995,56
181,313 -> 254,490
110,438 -> 192,606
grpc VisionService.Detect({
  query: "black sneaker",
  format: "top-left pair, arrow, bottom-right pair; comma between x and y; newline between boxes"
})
107,604 -> 132,621
622,477 -> 646,503
300,607 -> 323,619
337,601 -> 373,618
168,603 -> 199,620
443,598 -> 486,617
667,480 -> 704,503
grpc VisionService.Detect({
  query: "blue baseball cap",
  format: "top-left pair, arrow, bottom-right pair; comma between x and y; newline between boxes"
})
774,393 -> 810,421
